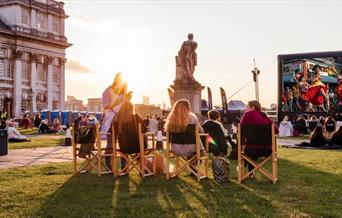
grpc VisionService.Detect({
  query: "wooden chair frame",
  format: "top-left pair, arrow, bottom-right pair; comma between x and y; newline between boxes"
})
165,126 -> 209,182
72,124 -> 101,175
237,123 -> 278,184
112,123 -> 156,178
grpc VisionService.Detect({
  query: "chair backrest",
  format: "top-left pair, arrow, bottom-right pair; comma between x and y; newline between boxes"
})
240,124 -> 273,146
169,124 -> 197,144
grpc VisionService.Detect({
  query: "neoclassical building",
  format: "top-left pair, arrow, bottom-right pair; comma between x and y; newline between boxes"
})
0,0 -> 71,118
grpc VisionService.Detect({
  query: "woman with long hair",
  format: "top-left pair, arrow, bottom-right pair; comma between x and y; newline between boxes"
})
165,99 -> 203,157
324,115 -> 336,136
309,126 -> 327,147
102,72 -> 128,169
114,101 -> 147,154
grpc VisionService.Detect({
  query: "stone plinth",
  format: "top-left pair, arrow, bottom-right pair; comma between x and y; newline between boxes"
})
170,80 -> 205,114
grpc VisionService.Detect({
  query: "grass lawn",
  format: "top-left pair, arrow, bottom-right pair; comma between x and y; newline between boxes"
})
8,137 -> 64,149
8,128 -> 65,149
0,147 -> 342,217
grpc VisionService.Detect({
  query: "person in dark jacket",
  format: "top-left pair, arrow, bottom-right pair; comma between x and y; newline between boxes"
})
297,125 -> 328,148
34,113 -> 42,128
114,101 -> 147,154
329,126 -> 342,147
202,110 -> 230,156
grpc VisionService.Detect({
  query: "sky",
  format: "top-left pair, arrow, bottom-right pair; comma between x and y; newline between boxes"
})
63,0 -> 342,108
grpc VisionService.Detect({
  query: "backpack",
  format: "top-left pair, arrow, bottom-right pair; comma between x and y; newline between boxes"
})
212,154 -> 231,184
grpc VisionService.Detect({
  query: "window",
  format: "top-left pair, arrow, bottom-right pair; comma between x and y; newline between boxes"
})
0,59 -> 4,77
0,59 -> 11,79
52,17 -> 59,33
37,63 -> 46,82
37,13 -> 47,31
22,61 -> 30,80
21,8 -> 29,25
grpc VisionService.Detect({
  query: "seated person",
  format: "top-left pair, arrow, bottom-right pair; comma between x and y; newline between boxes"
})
329,126 -> 342,147
202,110 -> 230,156
294,116 -> 308,135
114,101 -> 147,154
240,100 -> 278,171
34,113 -> 42,128
307,116 -> 318,132
38,119 -> 50,133
51,118 -> 63,133
165,99 -> 204,157
278,115 -> 293,137
22,114 -> 30,129
324,115 -> 336,135
7,122 -> 30,142
297,126 -> 328,147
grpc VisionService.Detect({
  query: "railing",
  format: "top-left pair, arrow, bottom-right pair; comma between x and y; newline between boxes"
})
9,25 -> 67,43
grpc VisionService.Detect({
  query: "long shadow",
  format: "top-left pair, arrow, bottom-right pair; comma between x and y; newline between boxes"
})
34,173 -> 116,217
32,157 -> 342,217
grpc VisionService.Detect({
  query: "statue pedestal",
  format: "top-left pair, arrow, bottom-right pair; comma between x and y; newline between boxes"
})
170,80 -> 205,114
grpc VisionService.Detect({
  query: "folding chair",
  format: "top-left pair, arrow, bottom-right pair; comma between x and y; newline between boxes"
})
112,123 -> 156,178
237,123 -> 278,184
165,124 -> 209,182
72,124 -> 101,175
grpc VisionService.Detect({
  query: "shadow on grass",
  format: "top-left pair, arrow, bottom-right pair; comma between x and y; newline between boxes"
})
32,157 -> 342,217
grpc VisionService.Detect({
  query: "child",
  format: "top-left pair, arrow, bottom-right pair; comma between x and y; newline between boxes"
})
64,123 -> 72,146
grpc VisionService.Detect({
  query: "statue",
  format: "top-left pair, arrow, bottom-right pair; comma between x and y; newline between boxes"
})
175,33 -> 198,83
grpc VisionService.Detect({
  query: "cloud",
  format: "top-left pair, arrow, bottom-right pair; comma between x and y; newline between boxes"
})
66,60 -> 92,73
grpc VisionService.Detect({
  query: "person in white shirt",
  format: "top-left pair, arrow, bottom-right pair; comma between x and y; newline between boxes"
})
278,115 -> 293,137
7,122 -> 30,142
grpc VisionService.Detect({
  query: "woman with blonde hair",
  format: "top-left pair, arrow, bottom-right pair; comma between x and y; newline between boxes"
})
165,99 -> 203,157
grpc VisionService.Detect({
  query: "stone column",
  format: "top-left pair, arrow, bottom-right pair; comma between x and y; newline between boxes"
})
59,58 -> 66,110
31,9 -> 37,29
13,50 -> 22,118
30,53 -> 38,112
47,56 -> 53,110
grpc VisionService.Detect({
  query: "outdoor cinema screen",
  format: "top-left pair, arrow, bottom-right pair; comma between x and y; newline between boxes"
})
280,52 -> 342,114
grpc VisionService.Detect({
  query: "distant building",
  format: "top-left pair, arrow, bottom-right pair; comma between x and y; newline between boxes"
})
87,98 -> 102,112
134,104 -> 162,118
66,96 -> 84,111
142,96 -> 150,105
0,0 -> 71,117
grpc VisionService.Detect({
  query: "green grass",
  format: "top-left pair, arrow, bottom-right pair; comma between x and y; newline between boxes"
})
0,147 -> 342,217
277,135 -> 310,141
17,128 -> 39,135
8,128 -> 65,149
9,137 -> 64,149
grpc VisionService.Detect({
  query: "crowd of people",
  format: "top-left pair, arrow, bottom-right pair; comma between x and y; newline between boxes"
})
278,113 -> 342,148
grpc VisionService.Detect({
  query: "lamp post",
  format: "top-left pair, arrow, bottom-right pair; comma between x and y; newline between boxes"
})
29,88 -> 34,118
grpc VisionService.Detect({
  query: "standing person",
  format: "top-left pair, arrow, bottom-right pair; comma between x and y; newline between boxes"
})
240,100 -> 278,172
102,73 -> 127,169
64,123 -> 72,146
143,116 -> 150,131
156,117 -> 164,150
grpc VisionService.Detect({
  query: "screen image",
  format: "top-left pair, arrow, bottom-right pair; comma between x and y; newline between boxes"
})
281,56 -> 342,113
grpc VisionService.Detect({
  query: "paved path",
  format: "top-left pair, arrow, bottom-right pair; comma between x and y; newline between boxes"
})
0,146 -> 73,170
0,138 -> 308,170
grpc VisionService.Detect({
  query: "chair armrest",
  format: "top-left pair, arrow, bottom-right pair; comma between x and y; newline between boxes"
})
199,133 -> 209,152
